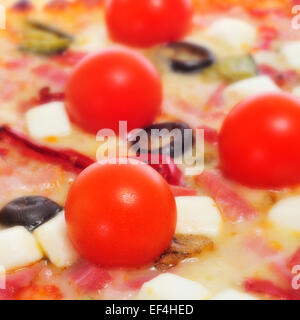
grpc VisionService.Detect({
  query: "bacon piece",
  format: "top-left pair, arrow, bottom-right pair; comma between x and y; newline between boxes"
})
32,64 -> 69,88
206,84 -> 226,109
16,285 -> 62,300
257,26 -> 279,50
0,126 -> 94,174
66,260 -> 112,293
170,185 -> 197,197
197,125 -> 219,145
38,87 -> 65,104
0,263 -> 43,300
244,279 -> 294,300
135,154 -> 184,186
52,51 -> 88,67
196,170 -> 257,221
259,64 -> 299,88
155,234 -> 213,272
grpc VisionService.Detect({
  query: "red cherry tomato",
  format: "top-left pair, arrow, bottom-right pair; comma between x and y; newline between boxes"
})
66,49 -> 162,134
219,93 -> 300,188
105,0 -> 193,47
65,159 -> 176,267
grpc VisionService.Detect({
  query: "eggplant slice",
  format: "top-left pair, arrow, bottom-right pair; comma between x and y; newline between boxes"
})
20,20 -> 73,55
155,234 -> 214,272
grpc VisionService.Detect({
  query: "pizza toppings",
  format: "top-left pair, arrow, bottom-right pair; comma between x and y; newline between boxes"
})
165,42 -> 216,73
34,212 -> 78,268
25,101 -> 71,139
0,226 -> 43,271
219,92 -> 300,188
155,234 -> 213,272
175,196 -> 223,238
105,0 -> 193,47
137,273 -> 210,300
0,196 -> 62,231
66,49 -> 162,134
21,20 -> 73,55
212,289 -> 257,300
65,159 -> 177,268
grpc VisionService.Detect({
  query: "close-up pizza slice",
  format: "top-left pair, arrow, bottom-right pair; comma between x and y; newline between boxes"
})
0,0 -> 300,301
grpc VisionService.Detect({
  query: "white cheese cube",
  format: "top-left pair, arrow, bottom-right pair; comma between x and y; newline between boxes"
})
34,211 -> 78,268
138,273 -> 210,300
292,86 -> 300,98
26,101 -> 71,139
175,196 -> 222,238
223,75 -> 281,108
0,226 -> 43,271
205,18 -> 257,51
268,196 -> 300,233
281,42 -> 300,71
212,289 -> 258,300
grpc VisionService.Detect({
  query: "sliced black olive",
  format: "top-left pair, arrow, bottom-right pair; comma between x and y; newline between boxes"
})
128,122 -> 193,159
165,42 -> 216,73
0,196 -> 62,231
20,20 -> 73,55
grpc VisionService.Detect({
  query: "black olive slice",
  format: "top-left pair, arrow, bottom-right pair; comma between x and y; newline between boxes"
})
166,42 -> 216,73
128,122 -> 193,159
0,196 -> 62,231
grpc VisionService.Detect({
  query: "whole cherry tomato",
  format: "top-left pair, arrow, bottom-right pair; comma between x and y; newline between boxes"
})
219,93 -> 300,188
65,159 -> 177,267
105,0 -> 193,47
66,49 -> 162,134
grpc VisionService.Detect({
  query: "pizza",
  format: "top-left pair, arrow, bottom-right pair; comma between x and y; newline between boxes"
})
0,0 -> 300,300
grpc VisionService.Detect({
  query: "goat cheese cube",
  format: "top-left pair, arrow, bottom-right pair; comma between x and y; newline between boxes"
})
138,273 -> 210,300
223,75 -> 281,107
26,101 -> 71,139
212,289 -> 258,300
175,196 -> 222,238
268,196 -> 300,233
281,42 -> 300,71
205,18 -> 257,51
34,211 -> 78,268
0,226 -> 43,271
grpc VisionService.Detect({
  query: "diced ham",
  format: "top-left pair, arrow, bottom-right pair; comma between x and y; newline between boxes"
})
66,260 -> 112,293
52,51 -> 88,67
0,263 -> 43,300
32,64 -> 69,88
196,170 -> 257,221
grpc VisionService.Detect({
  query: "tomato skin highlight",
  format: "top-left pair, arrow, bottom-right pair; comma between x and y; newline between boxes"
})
65,159 -> 177,268
219,93 -> 300,189
105,0 -> 193,47
66,49 -> 162,134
